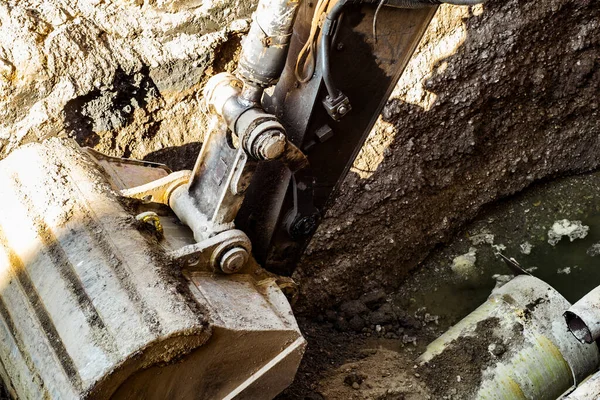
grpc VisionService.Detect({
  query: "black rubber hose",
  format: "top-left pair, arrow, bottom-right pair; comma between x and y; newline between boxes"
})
385,0 -> 483,7
320,0 -> 350,100
319,0 -> 483,99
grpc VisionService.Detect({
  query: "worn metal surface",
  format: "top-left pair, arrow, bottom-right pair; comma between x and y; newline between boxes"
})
121,170 -> 191,205
0,139 -> 304,399
418,276 -> 599,399
112,270 -> 305,400
0,139 -> 209,398
237,4 -> 438,276
565,285 -> 600,344
84,148 -> 172,191
170,229 -> 252,274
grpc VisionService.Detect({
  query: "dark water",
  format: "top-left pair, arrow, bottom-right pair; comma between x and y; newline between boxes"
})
399,171 -> 600,328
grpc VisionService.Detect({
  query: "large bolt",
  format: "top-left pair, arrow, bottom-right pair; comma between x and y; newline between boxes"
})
253,130 -> 286,160
219,247 -> 249,274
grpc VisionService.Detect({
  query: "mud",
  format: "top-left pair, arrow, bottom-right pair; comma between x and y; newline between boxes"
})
282,164 -> 600,399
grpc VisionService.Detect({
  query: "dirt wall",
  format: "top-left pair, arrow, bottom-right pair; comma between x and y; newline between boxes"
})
0,0 -> 255,164
295,0 -> 600,313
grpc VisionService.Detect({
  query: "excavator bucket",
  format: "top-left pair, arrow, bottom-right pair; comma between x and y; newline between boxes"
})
0,138 -> 305,399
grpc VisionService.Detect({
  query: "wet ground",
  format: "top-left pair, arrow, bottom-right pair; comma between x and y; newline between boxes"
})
406,170 -> 600,323
283,169 -> 600,399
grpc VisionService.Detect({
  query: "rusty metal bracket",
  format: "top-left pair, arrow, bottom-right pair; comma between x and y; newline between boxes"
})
120,170 -> 191,204
84,147 -> 172,190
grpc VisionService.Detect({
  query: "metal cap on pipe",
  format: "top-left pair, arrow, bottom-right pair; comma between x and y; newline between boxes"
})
564,370 -> 600,399
565,285 -> 600,344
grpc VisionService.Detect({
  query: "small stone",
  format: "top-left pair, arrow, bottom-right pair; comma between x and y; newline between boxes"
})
340,300 -> 368,318
348,315 -> 366,332
520,241 -> 533,255
548,219 -> 589,246
451,247 -> 478,280
352,382 -> 360,390
230,19 -> 250,32
557,267 -> 571,275
370,303 -> 396,325
488,343 -> 506,357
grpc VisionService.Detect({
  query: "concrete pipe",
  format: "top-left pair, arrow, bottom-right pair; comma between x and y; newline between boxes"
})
417,275 -> 599,400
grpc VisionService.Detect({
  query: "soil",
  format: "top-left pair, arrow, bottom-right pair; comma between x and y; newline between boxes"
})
278,166 -> 600,399
294,0 -> 600,315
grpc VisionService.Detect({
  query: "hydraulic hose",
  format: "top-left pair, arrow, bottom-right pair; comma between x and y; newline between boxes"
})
319,0 -> 484,99
317,0 -> 484,116
385,0 -> 483,6
320,0 -> 350,100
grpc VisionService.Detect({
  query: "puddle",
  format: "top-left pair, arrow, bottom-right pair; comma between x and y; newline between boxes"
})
397,170 -> 600,329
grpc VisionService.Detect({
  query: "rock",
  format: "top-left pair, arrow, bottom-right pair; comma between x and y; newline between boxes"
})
370,303 -> 396,325
0,0 -> 256,167
352,382 -> 360,390
451,247 -> 478,280
557,267 -> 571,275
520,241 -> 533,255
348,315 -> 366,332
360,290 -> 387,309
339,299 -> 368,318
